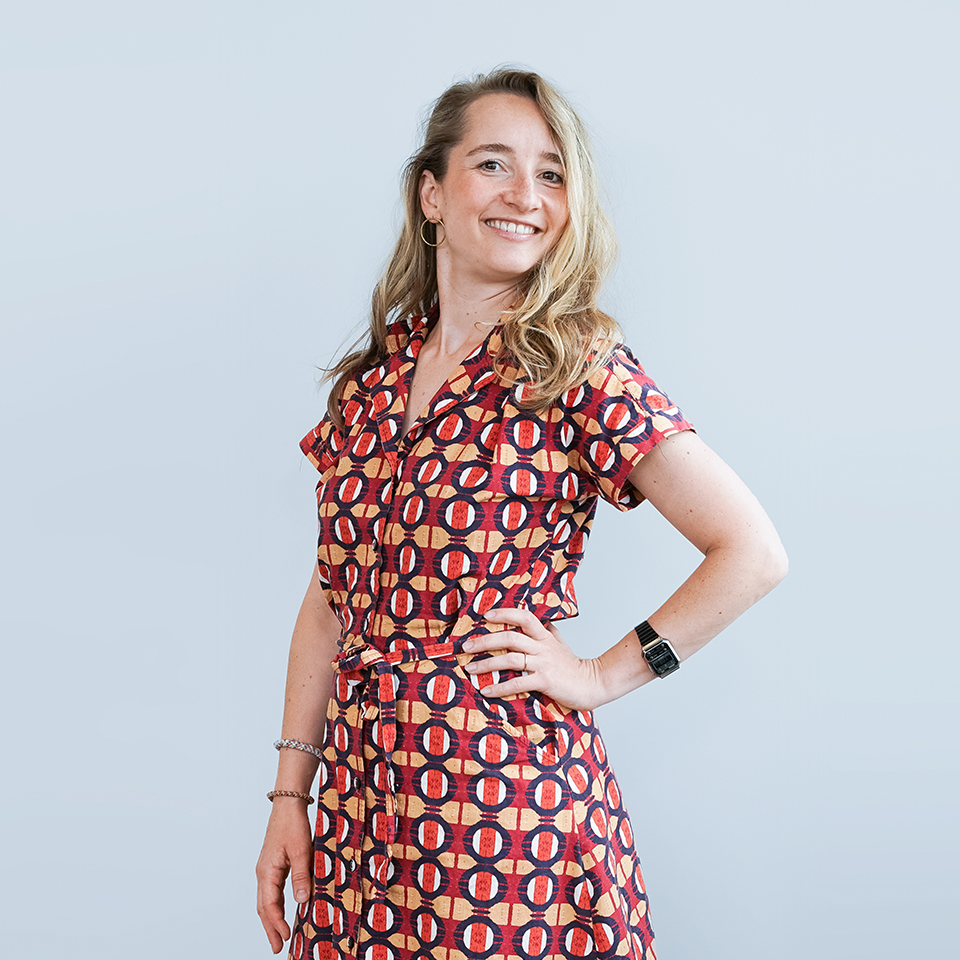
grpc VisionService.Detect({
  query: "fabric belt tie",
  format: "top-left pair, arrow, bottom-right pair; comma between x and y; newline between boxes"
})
332,639 -> 464,902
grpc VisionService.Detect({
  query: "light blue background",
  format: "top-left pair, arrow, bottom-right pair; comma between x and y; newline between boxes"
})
1,2 -> 956,957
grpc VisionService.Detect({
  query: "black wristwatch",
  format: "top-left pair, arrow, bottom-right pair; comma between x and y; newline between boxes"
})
634,621 -> 681,678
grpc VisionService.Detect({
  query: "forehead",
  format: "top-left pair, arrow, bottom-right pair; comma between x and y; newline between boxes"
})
457,93 -> 561,159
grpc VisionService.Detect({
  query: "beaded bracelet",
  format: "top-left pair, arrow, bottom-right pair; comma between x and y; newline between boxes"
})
274,738 -> 324,760
267,790 -> 314,804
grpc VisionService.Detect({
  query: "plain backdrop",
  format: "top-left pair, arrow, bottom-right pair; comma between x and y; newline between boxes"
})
1,2 -> 957,958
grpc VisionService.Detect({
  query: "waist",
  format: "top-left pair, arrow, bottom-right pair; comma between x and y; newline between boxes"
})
333,626 -> 509,673
334,638 -> 479,674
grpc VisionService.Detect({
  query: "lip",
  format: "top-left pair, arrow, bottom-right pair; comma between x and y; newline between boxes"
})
484,218 -> 541,239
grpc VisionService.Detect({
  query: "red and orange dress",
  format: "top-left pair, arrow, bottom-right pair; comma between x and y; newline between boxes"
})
290,308 -> 693,960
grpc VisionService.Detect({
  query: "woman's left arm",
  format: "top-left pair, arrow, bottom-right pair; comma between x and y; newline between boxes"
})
466,431 -> 788,709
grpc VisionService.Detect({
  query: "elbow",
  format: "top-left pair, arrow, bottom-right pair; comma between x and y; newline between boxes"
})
759,538 -> 789,594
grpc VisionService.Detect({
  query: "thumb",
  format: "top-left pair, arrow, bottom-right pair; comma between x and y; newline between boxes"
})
290,844 -> 314,905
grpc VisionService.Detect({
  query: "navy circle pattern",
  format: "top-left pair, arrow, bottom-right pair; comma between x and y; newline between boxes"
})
291,310 -> 692,959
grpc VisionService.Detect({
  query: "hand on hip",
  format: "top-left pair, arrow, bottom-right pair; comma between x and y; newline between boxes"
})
462,607 -> 607,712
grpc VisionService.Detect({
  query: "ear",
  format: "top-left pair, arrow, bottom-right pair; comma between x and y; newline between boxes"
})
419,170 -> 443,220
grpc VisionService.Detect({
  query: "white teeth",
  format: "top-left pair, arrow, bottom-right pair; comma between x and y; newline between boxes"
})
487,219 -> 536,235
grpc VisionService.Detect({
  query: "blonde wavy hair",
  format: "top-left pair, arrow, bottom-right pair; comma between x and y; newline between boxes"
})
326,67 -> 621,427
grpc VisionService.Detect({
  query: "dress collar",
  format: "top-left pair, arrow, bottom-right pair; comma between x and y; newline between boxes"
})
367,305 -> 517,469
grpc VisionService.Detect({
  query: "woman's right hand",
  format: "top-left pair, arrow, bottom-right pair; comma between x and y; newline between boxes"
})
256,799 -> 315,954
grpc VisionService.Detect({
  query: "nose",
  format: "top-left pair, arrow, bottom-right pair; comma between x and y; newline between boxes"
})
503,171 -> 541,212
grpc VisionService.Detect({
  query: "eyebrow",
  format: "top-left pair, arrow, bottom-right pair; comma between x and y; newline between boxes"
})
465,142 -> 564,166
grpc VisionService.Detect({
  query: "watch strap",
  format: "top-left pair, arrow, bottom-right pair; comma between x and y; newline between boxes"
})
633,620 -> 660,650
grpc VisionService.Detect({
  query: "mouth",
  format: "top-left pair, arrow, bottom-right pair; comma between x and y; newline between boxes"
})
484,219 -> 540,237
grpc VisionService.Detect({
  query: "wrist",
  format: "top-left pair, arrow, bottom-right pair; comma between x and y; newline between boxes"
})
594,631 -> 659,703
267,796 -> 313,823
275,748 -> 321,786
267,788 -> 314,805
272,775 -> 317,796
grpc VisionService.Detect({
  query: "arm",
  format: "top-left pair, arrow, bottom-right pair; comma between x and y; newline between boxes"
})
255,564 -> 341,954
590,429 -> 788,700
466,431 -> 788,709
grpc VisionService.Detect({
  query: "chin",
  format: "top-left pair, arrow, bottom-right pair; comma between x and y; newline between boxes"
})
485,254 -> 541,282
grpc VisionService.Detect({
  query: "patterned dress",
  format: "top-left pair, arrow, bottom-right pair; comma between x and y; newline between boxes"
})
290,307 -> 693,960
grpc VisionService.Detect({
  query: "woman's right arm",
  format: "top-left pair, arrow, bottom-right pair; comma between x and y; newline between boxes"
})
256,563 -> 341,954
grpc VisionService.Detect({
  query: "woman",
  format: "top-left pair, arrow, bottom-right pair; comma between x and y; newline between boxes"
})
256,68 -> 787,960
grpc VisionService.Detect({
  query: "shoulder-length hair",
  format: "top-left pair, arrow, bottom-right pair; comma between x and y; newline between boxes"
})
326,67 -> 621,428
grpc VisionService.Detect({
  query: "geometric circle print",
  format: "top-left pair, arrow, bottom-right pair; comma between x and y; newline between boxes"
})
411,857 -> 449,898
526,772 -> 570,816
417,719 -> 458,761
410,813 -> 452,854
459,864 -> 507,908
521,823 -> 567,865
455,916 -> 504,959
463,820 -> 513,863
518,867 -> 558,910
560,921 -> 595,959
413,763 -> 456,805
291,314 -> 681,959
514,919 -> 554,960
410,907 -> 445,946
469,770 -> 518,811
417,670 -> 465,710
469,727 -> 519,767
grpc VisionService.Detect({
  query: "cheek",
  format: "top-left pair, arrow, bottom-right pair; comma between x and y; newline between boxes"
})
540,191 -> 568,235
450,176 -> 495,216
554,199 -> 570,231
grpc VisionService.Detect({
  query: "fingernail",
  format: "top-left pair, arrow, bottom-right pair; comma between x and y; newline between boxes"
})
463,640 -> 474,650
295,889 -> 308,902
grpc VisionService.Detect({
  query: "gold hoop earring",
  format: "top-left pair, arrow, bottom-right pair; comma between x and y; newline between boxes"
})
420,218 -> 445,247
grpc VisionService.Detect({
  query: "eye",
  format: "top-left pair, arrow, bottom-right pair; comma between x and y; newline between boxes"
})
479,159 -> 503,172
541,170 -> 564,184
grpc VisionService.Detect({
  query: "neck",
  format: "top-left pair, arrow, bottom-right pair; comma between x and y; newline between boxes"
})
430,255 -> 517,355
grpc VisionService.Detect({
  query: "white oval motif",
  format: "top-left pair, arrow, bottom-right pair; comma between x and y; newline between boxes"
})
474,775 -> 507,806
461,921 -> 495,952
417,818 -> 445,850
468,869 -> 500,902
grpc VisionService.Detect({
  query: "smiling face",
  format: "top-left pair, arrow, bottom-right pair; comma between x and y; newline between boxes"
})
419,93 -> 569,290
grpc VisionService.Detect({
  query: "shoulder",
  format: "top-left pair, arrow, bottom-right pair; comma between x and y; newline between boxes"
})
588,340 -> 646,385
557,340 -> 695,509
563,341 -> 682,419
508,338 -> 687,428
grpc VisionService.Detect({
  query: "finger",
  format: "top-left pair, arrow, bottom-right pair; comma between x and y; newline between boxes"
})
261,904 -> 290,953
462,632 -> 538,656
483,607 -> 552,638
465,651 -> 529,676
256,857 -> 294,947
256,879 -> 290,953
478,672 -> 538,698
289,842 -> 314,905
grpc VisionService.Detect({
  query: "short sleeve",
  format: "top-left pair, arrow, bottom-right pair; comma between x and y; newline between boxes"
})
566,345 -> 694,511
300,414 -> 344,475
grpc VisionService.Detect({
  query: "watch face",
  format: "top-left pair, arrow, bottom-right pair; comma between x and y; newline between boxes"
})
644,640 -> 680,677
